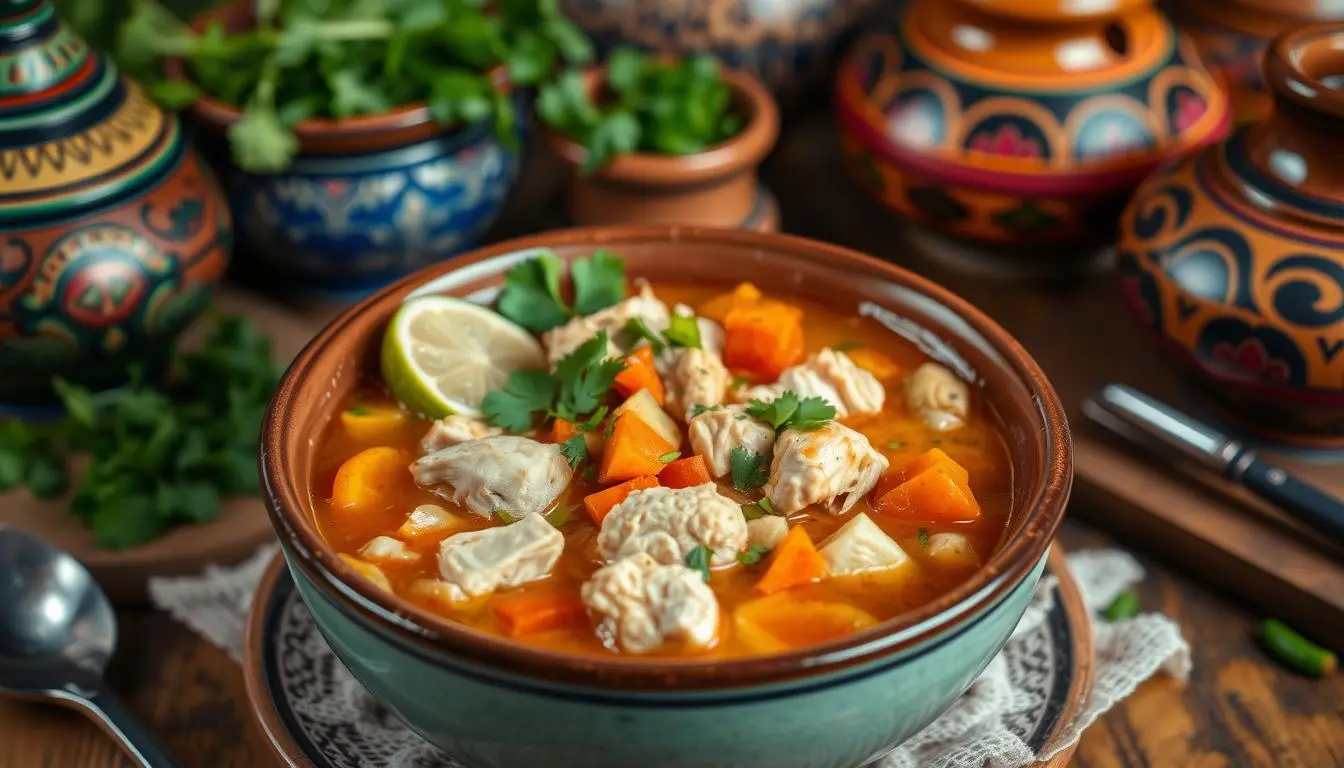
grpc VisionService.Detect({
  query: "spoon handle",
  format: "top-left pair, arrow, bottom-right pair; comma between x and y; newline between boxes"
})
81,684 -> 180,768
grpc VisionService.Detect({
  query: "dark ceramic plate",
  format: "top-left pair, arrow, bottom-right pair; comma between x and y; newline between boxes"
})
242,549 -> 1092,768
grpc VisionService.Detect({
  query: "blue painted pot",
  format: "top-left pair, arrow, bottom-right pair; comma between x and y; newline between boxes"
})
262,228 -> 1072,768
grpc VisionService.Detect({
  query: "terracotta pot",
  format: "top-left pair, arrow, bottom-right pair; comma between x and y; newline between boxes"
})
834,0 -> 1229,252
1118,23 -> 1344,450
542,67 -> 780,231
1173,0 -> 1344,125
0,0 -> 231,412
166,2 -> 521,300
558,0 -> 877,105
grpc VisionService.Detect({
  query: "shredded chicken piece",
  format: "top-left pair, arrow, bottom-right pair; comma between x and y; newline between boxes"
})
542,281 -> 669,365
598,484 -> 748,567
663,347 -> 732,422
741,348 -> 885,419
581,553 -> 719,654
411,436 -> 572,519
763,422 -> 889,515
687,405 -> 775,478
903,362 -> 969,432
436,515 -> 564,603
420,415 -> 503,454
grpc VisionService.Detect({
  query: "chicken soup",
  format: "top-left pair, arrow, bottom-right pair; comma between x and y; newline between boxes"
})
311,251 -> 1012,659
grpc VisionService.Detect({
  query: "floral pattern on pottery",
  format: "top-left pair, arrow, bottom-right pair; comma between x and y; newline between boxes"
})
834,1 -> 1229,248
0,0 -> 230,409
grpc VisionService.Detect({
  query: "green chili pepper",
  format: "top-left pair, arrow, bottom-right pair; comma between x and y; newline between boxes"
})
1262,619 -> 1337,678
1103,590 -> 1140,621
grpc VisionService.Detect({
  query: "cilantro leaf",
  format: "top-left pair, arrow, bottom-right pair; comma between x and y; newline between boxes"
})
791,397 -> 838,431
497,251 -> 571,333
729,447 -> 768,493
559,434 -> 588,469
918,527 -> 930,547
757,496 -> 775,514
553,331 -> 624,420
685,544 -> 712,582
690,404 -> 722,418
659,451 -> 681,463
746,391 -> 837,433
623,318 -> 667,354
482,369 -> 558,431
578,404 -> 609,432
740,503 -> 764,521
664,314 -> 702,349
571,250 -> 628,315
545,505 -> 572,528
737,544 -> 771,566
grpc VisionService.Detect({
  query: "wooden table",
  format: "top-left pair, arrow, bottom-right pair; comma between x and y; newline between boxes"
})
3,112 -> 1342,767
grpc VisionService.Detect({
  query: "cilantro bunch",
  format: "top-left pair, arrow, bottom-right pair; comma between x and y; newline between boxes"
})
115,0 -> 594,172
496,249 -> 627,333
0,316 -> 283,550
481,330 -> 624,433
537,47 -> 744,173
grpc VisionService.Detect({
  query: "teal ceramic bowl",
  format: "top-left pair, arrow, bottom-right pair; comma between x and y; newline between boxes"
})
261,226 -> 1073,768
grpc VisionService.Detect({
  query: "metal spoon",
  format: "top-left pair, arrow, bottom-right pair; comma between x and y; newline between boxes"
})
0,526 -> 178,767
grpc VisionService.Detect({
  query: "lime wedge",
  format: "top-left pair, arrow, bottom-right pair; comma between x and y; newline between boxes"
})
381,296 -> 545,419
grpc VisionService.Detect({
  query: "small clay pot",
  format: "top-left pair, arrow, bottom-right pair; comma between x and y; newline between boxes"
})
1173,0 -> 1344,125
1118,23 -> 1344,450
834,0 -> 1229,252
542,67 -> 780,231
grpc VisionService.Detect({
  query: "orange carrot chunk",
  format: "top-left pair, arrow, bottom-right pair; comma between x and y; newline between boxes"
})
724,299 -> 804,381
874,464 -> 981,523
583,475 -> 660,524
331,446 -> 409,514
548,418 -> 581,444
492,588 -> 589,636
845,348 -> 901,380
658,455 -> 712,489
613,346 -> 666,405
599,413 -> 677,484
699,282 -> 763,324
755,526 -> 828,595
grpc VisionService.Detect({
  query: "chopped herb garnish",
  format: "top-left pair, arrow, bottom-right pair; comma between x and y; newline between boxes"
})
581,463 -> 598,482
603,416 -> 618,439
885,440 -> 903,450
570,250 -> 627,316
481,330 -> 623,431
659,451 -> 681,463
496,509 -> 517,524
737,544 -> 772,566
623,317 -> 666,354
729,447 -> 769,493
578,404 -> 609,432
345,406 -> 371,416
746,390 -> 837,433
918,527 -> 929,547
757,496 -> 775,514
730,375 -> 750,390
546,506 -> 573,528
559,435 -> 589,469
685,544 -> 712,582
690,404 -> 722,418
496,250 -> 628,333
481,370 -> 558,432
664,313 -> 702,349
740,503 -> 765,520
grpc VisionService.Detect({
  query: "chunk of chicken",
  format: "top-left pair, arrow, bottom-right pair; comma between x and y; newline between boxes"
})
397,504 -> 469,542
421,415 -> 503,454
412,436 -> 572,519
903,362 -> 969,432
740,348 -> 885,419
437,515 -> 564,603
664,347 -> 733,422
817,513 -> 911,576
687,405 -> 776,478
926,532 -> 980,569
763,422 -> 889,515
358,536 -> 419,565
746,516 -> 789,551
581,553 -> 719,654
542,281 -> 669,365
598,484 -> 748,567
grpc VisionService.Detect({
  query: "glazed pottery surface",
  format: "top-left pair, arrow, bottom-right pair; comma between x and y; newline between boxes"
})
835,0 -> 1229,249
1118,24 -> 1344,449
260,227 -> 1072,768
176,4 -> 520,300
0,0 -> 231,409
559,0 -> 875,103
544,68 -> 779,231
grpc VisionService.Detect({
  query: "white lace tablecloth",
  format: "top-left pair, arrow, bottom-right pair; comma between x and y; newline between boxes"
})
150,547 -> 1189,768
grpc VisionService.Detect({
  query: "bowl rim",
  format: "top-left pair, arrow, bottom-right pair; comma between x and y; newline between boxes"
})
261,225 -> 1073,691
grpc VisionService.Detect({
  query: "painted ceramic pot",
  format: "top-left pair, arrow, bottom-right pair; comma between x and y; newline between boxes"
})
543,68 -> 780,231
261,227 -> 1072,768
0,0 -> 230,410
1118,24 -> 1344,450
558,0 -> 876,104
1172,0 -> 1344,125
173,5 -> 521,300
834,0 -> 1230,250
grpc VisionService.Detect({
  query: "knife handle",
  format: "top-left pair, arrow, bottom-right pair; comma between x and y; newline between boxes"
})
1237,457 -> 1344,542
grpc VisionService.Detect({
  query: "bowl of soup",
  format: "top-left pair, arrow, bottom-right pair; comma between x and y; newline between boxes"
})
260,226 -> 1071,768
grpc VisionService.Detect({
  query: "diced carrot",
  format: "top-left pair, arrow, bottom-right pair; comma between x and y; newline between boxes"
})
331,446 -> 409,513
548,418 -> 581,444
873,464 -> 981,523
845,348 -> 901,380
735,594 -> 877,651
613,346 -> 665,405
599,413 -> 677,484
755,526 -> 828,595
724,299 -> 804,381
583,475 -> 659,524
874,448 -> 969,501
699,282 -> 762,323
658,455 -> 712,489
492,588 -> 589,636
339,403 -> 407,442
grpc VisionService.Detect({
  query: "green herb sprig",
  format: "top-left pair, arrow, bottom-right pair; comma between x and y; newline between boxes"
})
496,250 -> 627,334
481,330 -> 624,432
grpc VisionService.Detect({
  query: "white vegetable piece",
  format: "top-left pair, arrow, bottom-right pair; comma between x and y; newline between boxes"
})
817,513 -> 912,577
746,516 -> 789,551
612,388 -> 682,447
436,515 -> 564,603
358,536 -> 420,565
925,532 -> 981,569
397,504 -> 469,542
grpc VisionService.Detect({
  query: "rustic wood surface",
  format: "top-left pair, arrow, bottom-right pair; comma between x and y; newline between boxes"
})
2,112 -> 1342,767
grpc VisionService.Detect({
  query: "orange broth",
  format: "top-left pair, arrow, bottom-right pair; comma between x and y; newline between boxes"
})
310,284 -> 1013,659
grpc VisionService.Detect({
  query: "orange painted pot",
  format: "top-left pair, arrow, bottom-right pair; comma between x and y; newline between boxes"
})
0,0 -> 231,412
1118,24 -> 1344,450
834,0 -> 1229,251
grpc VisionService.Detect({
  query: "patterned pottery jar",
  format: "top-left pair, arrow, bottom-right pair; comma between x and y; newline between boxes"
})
1173,0 -> 1344,126
1118,24 -> 1344,450
0,0 -> 231,411
174,5 -> 521,300
834,0 -> 1230,251
558,0 -> 876,104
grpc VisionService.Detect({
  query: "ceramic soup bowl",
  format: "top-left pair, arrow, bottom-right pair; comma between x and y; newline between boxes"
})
260,227 -> 1072,768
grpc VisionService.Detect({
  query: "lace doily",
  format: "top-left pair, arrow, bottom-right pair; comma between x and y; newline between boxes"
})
149,547 -> 1190,768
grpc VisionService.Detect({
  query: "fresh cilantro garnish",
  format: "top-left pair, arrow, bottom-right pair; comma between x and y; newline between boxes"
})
685,544 -> 712,582
663,314 -> 702,349
737,544 -> 771,566
578,404 -> 609,432
553,331 -> 625,420
757,496 -> 775,515
497,250 -> 628,333
740,503 -> 765,521
730,375 -> 750,390
659,451 -> 681,463
546,506 -> 572,528
481,370 -> 558,432
623,317 -> 667,354
746,391 -> 837,433
496,509 -> 517,524
918,528 -> 930,547
482,331 -> 623,431
690,404 -> 722,418
729,447 -> 768,493
559,435 -> 588,469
